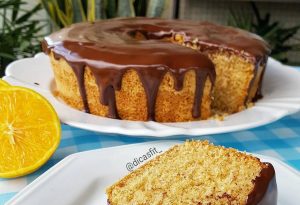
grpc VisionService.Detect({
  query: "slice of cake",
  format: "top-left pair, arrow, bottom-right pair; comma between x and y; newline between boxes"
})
106,141 -> 277,205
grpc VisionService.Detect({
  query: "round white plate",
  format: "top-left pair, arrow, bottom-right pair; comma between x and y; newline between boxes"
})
3,53 -> 300,137
5,141 -> 300,205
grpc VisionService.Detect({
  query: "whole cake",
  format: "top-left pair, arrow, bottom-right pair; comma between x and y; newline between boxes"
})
106,141 -> 277,205
42,18 -> 270,122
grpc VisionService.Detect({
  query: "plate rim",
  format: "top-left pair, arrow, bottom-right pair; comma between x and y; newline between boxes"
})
3,53 -> 300,137
5,140 -> 300,205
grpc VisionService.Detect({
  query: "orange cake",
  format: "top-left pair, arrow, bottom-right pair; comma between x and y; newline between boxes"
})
106,141 -> 277,205
42,18 -> 270,122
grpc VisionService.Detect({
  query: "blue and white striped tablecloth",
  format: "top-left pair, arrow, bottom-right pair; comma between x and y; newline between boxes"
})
1,111 -> 300,204
1,69 -> 300,204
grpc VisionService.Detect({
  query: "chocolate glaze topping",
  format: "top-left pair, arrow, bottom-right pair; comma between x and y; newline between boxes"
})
42,17 -> 270,120
247,162 -> 277,205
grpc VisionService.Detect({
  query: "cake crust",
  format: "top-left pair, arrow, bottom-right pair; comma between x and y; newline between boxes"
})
50,53 -> 213,122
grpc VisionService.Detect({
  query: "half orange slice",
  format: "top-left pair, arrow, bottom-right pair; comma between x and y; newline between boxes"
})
0,87 -> 61,178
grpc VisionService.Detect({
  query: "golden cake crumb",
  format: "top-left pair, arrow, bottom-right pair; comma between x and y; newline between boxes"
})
106,141 -> 276,205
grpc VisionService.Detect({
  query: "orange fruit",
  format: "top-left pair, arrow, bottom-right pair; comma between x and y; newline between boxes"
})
0,87 -> 61,178
0,79 -> 9,87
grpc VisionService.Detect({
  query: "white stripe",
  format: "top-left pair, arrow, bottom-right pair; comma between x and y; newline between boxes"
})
0,178 -> 28,194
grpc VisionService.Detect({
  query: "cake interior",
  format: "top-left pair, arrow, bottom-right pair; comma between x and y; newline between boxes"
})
170,34 -> 265,113
107,141 -> 271,205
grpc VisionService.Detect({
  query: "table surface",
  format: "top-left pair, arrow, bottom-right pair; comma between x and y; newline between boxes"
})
1,68 -> 300,205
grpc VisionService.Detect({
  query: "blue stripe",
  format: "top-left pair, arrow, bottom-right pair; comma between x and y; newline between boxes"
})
0,192 -> 16,205
1,109 -> 300,203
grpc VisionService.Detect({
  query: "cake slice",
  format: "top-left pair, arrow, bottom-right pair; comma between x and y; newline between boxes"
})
106,141 -> 277,205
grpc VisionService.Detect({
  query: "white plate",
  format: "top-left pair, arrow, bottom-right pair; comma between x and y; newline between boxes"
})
6,141 -> 300,205
3,53 -> 300,137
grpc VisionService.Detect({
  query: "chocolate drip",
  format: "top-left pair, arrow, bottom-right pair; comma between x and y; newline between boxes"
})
70,64 -> 90,113
253,57 -> 268,102
246,163 -> 277,205
193,70 -> 209,118
89,68 -> 125,119
136,67 -> 167,120
172,72 -> 185,91
245,59 -> 261,104
245,56 -> 268,104
102,85 -> 119,119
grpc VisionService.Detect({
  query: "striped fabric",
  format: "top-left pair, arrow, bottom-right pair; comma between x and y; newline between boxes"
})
1,72 -> 300,205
